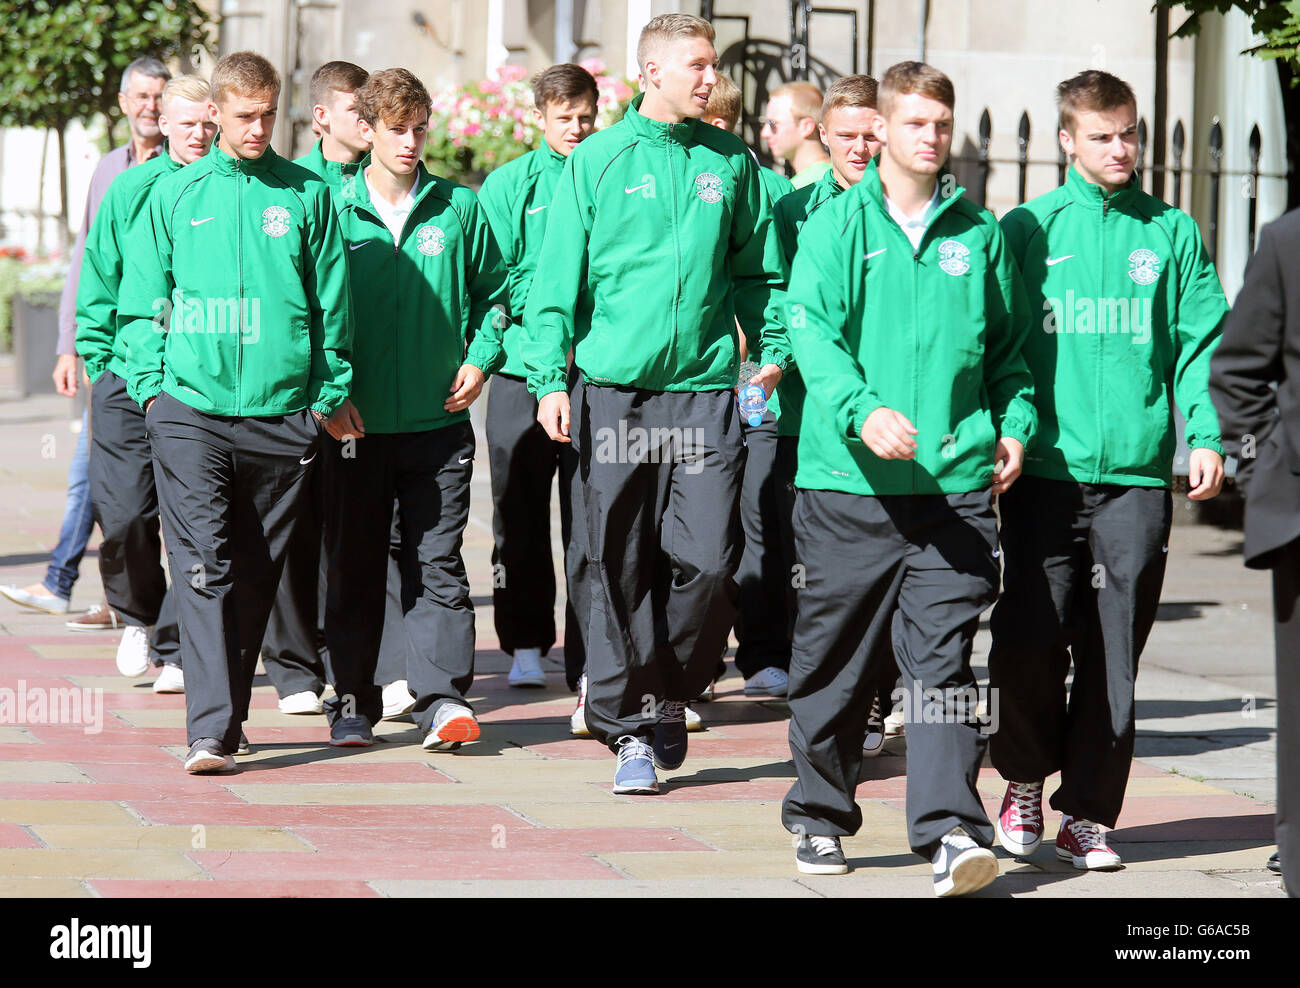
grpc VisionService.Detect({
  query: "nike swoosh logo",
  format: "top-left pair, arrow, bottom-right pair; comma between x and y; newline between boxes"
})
299,452 -> 317,465
624,183 -> 650,194
864,248 -> 887,260
348,242 -> 366,251
458,456 -> 472,464
527,205 -> 548,214
1045,255 -> 1075,266
190,217 -> 215,227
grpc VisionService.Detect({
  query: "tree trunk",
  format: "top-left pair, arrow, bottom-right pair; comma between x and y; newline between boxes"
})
36,129 -> 50,257
56,122 -> 69,255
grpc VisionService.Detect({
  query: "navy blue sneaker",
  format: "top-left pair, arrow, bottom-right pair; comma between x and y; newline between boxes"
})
330,715 -> 373,747
652,699 -> 688,771
613,735 -> 658,794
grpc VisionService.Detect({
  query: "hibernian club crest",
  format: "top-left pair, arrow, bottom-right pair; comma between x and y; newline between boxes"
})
937,239 -> 971,276
416,225 -> 446,257
1128,248 -> 1161,286
261,205 -> 291,238
694,172 -> 724,204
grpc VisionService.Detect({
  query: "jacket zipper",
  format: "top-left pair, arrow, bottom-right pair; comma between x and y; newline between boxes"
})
668,129 -> 682,380
235,161 -> 244,414
1095,195 -> 1110,484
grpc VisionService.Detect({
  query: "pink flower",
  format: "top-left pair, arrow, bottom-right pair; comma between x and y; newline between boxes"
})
580,57 -> 605,76
512,107 -> 525,121
513,125 -> 525,140
480,79 -> 501,94
614,81 -> 634,101
499,64 -> 528,83
464,122 -> 482,137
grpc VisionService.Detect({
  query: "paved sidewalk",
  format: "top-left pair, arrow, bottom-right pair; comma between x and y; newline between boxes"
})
0,370 -> 1285,898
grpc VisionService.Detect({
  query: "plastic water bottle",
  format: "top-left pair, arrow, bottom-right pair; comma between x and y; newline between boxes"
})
737,361 -> 767,427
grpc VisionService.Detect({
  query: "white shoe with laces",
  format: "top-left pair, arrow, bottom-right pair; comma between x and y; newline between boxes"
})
381,679 -> 416,719
570,674 -> 590,736
278,690 -> 323,715
152,664 -> 185,694
115,625 -> 152,677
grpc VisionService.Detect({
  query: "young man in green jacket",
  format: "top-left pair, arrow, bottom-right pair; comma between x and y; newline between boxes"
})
701,73 -> 794,704
119,51 -> 353,773
522,13 -> 789,793
780,62 -> 1036,895
75,74 -> 215,693
770,75 -> 888,747
258,59 -> 372,720
478,63 -> 597,702
321,68 -> 509,751
989,70 -> 1227,868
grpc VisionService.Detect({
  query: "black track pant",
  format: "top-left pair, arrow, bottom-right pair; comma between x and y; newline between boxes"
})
988,475 -> 1172,827
260,456 -> 331,698
486,373 -> 586,682
782,488 -> 999,859
732,412 -> 794,678
88,370 -> 180,665
324,422 -> 475,734
1271,540 -> 1300,897
578,380 -> 744,750
148,392 -> 320,750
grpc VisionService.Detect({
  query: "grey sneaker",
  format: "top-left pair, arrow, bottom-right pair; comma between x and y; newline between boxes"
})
185,738 -> 235,774
330,716 -> 373,747
932,826 -> 997,897
794,833 -> 848,875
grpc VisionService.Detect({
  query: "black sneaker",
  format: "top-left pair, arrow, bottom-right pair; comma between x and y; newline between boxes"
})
234,732 -> 251,756
1267,851 -> 1281,875
330,715 -> 373,747
793,833 -> 848,875
652,700 -> 688,771
184,738 -> 235,774
932,826 -> 997,897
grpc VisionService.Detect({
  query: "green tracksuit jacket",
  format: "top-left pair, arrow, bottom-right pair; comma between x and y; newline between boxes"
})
477,142 -> 567,379
786,159 -> 1037,495
1001,165 -> 1228,487
120,142 -> 353,417
75,148 -> 182,384
294,139 -> 362,206
520,94 -> 790,398
336,160 -> 509,433
772,165 -> 847,437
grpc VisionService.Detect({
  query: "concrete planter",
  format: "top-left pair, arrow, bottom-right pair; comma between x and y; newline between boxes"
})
11,291 -> 60,397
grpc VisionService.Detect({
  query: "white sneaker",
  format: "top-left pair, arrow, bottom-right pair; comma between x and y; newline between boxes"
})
422,702 -> 480,751
115,625 -> 152,677
570,674 -> 590,736
684,704 -> 702,733
278,690 -> 324,715
0,583 -> 70,614
381,679 -> 416,719
152,664 -> 185,693
508,647 -> 546,688
744,666 -> 789,697
883,706 -> 905,737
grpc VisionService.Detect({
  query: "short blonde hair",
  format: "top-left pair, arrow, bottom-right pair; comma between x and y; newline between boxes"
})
769,81 -> 824,124
822,75 -> 878,119
704,74 -> 742,132
637,13 -> 715,76
210,51 -> 280,105
878,61 -> 953,117
161,74 -> 211,108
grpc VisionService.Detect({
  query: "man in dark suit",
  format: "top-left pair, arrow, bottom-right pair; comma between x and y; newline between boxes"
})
1209,210 -> 1300,897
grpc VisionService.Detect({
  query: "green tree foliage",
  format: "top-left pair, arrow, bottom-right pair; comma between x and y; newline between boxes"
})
1155,1 -> 1300,72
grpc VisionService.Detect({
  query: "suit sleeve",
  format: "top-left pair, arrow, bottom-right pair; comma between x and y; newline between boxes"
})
1171,214 -> 1229,455
521,154 -> 589,399
302,184 -> 354,416
118,187 -> 176,408
981,218 -> 1038,448
74,187 -> 125,383
785,206 -> 882,444
1210,223 -> 1283,458
461,192 -> 511,375
730,153 -> 791,371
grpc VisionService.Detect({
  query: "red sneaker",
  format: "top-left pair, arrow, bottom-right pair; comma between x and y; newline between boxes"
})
1056,815 -> 1122,870
995,780 -> 1044,856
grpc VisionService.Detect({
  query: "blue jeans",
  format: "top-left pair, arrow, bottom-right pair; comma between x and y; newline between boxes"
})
42,410 -> 94,600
